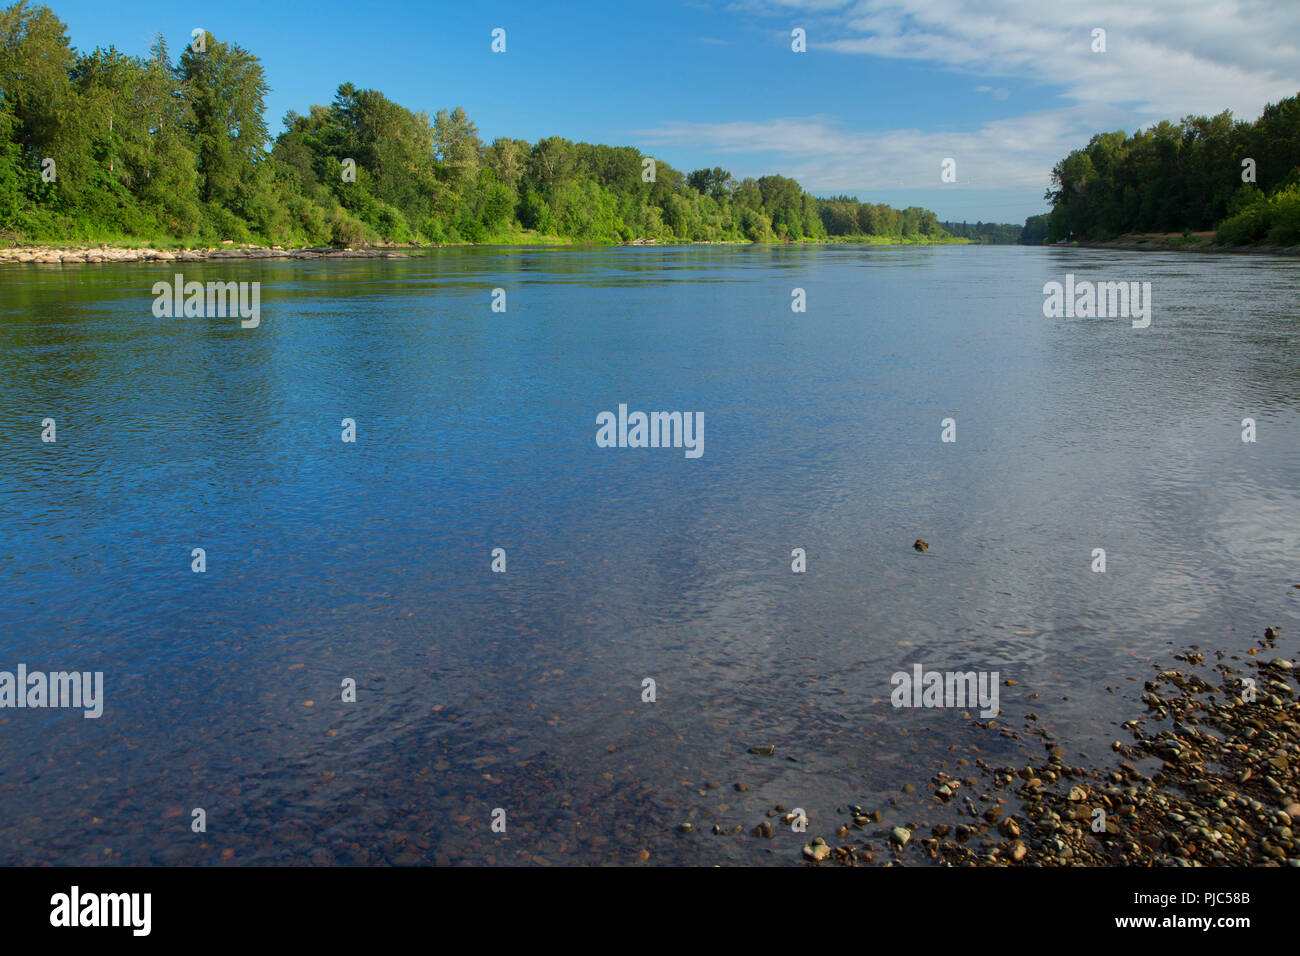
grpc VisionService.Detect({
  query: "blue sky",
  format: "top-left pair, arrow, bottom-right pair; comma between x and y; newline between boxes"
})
46,0 -> 1300,225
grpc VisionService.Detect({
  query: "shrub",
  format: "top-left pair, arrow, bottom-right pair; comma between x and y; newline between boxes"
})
327,207 -> 366,246
1265,187 -> 1300,245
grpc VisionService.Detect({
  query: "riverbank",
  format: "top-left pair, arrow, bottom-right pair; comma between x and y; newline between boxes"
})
0,243 -> 410,264
799,622 -> 1298,866
0,235 -> 974,265
1074,232 -> 1300,256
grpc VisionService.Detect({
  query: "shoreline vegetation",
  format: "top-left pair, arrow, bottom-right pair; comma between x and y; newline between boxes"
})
1,4 -> 1024,255
1043,93 -> 1300,248
10,2 -> 1294,255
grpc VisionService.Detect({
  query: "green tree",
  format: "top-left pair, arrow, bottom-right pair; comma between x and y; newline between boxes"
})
432,106 -> 481,186
179,30 -> 269,215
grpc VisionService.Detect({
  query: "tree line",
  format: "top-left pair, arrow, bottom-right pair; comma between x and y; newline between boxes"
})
0,2 -> 961,248
1043,93 -> 1300,245
931,217 -> 1055,246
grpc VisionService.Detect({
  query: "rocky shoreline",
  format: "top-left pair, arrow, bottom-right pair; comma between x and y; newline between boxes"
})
0,244 -> 409,264
8,238 -> 1298,264
793,624 -> 1298,866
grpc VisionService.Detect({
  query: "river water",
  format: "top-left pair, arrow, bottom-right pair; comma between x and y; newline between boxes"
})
1,244 -> 1297,864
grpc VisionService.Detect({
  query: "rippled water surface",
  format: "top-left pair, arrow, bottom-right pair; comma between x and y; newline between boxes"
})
1,245 -> 1297,864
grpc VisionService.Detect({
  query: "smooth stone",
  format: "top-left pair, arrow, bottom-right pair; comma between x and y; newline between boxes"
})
803,843 -> 831,861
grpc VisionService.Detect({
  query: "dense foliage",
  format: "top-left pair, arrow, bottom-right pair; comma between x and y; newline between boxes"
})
939,220 -> 1022,244
1019,213 -> 1050,245
0,3 -> 955,247
1044,94 -> 1300,245
817,194 -> 944,239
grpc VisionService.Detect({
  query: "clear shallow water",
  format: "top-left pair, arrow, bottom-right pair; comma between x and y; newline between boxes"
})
0,244 -> 1297,865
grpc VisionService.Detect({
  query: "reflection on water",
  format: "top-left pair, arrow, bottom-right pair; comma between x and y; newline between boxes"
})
0,245 -> 1297,864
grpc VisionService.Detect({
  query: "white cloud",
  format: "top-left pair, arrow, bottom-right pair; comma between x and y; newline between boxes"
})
635,103 -> 1130,194
752,0 -> 1300,120
642,1 -> 1299,206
